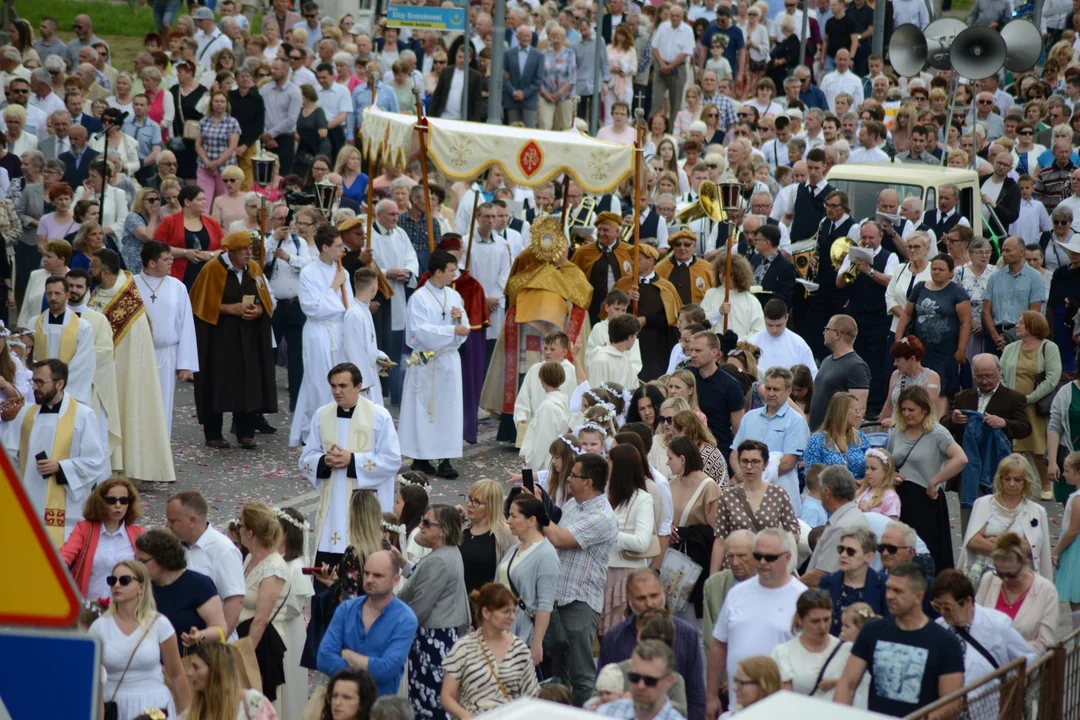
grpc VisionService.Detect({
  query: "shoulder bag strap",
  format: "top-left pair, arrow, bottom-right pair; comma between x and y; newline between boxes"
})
733,486 -> 765,532
807,641 -> 846,697
108,617 -> 157,703
893,433 -> 927,472
956,626 -> 999,669
678,477 -> 713,527
505,547 -> 532,619
268,584 -> 291,625
478,634 -> 514,701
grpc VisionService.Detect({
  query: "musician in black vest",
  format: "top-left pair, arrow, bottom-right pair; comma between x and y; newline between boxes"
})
782,147 -> 832,242
750,223 -> 796,311
804,190 -> 857,358
836,221 -> 899,418
872,188 -> 913,261
622,190 -> 669,248
921,184 -> 970,253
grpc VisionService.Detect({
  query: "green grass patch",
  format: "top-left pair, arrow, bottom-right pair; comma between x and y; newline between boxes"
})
20,0 -> 163,37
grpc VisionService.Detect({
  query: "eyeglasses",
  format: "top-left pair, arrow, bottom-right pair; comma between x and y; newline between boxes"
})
977,99 -> 993,105
1054,219 -> 1071,225
825,202 -> 843,209
837,545 -> 861,557
732,677 -> 759,688
31,378 -> 55,387
104,496 -> 132,506
659,416 -> 675,424
420,517 -> 437,529
707,112 -> 719,118
106,574 -> 136,587
877,543 -> 911,555
993,568 -> 1021,579
467,497 -> 485,507
257,72 -> 271,78
752,551 -> 784,563
672,242 -> 694,248
628,672 -> 665,687
738,458 -> 762,467
290,55 -> 303,60
1019,130 -> 1034,135
224,178 -> 239,183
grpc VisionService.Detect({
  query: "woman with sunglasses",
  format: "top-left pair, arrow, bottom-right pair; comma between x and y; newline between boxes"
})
699,103 -> 724,146
61,478 -> 147,600
134,527 -> 228,652
975,532 -> 1059,652
121,188 -> 164,273
88,559 -> 190,719
209,166 -> 248,232
817,528 -> 887,636
397,505 -> 471,720
1013,123 -> 1046,182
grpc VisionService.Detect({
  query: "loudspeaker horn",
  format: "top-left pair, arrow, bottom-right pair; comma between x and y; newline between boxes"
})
923,18 -> 968,70
949,26 -> 1007,80
889,24 -> 930,77
1000,20 -> 1043,72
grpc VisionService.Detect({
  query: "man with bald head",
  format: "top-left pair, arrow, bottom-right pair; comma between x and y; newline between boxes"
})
702,529 -> 757,642
598,568 -> 706,720
66,15 -> 107,70
503,24 -> 543,128
316,548 -> 419,695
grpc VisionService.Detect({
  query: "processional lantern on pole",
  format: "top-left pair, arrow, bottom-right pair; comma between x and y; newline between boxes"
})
717,181 -> 741,333
312,176 -> 349,309
250,148 -> 278,265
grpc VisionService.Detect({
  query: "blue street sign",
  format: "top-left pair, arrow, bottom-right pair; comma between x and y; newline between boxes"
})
0,627 -> 100,719
386,5 -> 466,31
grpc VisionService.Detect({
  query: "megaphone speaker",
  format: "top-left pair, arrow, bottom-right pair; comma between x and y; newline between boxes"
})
890,24 -> 929,77
1000,20 -> 1042,73
950,26 -> 1007,80
923,18 -> 968,70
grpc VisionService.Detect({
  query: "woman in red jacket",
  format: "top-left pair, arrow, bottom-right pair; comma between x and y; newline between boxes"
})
61,478 -> 147,600
153,185 -> 224,289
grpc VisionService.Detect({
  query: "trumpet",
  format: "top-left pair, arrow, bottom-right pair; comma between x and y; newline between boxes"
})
830,236 -> 860,284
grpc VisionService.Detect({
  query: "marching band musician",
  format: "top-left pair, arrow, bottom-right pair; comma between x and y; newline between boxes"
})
859,188 -> 914,261
782,148 -> 833,243
572,211 -> 635,324
656,229 -> 714,305
621,191 -> 669,250
804,189 -> 857,359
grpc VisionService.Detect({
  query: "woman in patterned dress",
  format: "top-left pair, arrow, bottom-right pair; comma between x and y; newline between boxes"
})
803,393 -> 872,481
441,583 -> 540,718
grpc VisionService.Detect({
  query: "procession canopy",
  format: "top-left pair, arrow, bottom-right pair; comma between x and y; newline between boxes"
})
360,108 -> 634,194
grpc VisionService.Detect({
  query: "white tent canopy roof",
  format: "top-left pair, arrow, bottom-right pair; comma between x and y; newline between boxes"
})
360,109 -> 635,194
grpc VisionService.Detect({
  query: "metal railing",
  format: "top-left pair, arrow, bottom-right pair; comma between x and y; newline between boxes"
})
902,627 -> 1080,720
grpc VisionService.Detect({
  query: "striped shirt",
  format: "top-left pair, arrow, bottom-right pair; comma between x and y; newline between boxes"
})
442,632 -> 539,714
555,493 -> 619,612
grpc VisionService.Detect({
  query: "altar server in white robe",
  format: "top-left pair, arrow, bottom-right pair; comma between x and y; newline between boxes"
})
468,202 -> 512,349
342,267 -> 389,407
513,331 -> 578,444
66,269 -> 121,475
585,290 -> 643,377
398,249 -> 470,480
299,361 -> 401,565
133,242 -> 199,436
289,227 -> 348,447
4,358 -> 108,545
587,313 -> 641,391
519,361 -> 571,472
33,276 -> 96,408
88,249 -> 175,483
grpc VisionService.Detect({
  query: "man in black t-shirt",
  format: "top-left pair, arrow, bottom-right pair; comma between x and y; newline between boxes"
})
687,330 -> 745,456
834,563 -> 965,717
820,0 -> 858,72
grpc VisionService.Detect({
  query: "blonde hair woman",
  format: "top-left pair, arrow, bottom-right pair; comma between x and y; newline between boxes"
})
335,145 -> 368,205
959,453 -> 1052,579
89,559 -> 190,718
313,488 -> 384,601
236,502 -> 290,702
121,186 -> 163,273
651,397 -> 692,471
210,165 -> 248,231
671,409 -> 730,486
462,479 -> 515,593
701,251 -> 765,338
160,176 -> 183,217
666,369 -> 708,425
803,392 -> 872,480
2,105 -> 36,155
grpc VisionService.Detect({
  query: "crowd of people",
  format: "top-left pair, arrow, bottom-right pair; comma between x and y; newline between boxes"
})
8,0 -> 1080,719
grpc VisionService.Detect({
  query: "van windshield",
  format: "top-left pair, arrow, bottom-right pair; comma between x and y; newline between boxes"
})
826,180 -> 927,221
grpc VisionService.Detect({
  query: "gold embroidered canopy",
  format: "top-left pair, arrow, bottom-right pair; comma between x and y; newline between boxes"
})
360,108 -> 635,194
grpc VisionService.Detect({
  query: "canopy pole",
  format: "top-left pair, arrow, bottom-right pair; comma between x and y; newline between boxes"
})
413,88 -> 436,256
465,183 -> 481,272
559,175 -> 572,228
366,156 -> 378,250
631,107 -> 645,316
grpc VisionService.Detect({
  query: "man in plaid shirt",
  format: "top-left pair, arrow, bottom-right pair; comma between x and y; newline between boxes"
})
545,452 -> 619,706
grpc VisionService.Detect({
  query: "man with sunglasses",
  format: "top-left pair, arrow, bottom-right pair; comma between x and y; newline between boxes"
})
5,358 -> 108,545
65,15 -> 107,71
834,563 -> 965,716
706,528 -> 806,718
596,641 -> 684,720
801,466 -> 870,587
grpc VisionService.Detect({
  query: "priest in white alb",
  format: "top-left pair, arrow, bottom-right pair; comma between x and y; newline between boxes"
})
342,267 -> 388,407
34,276 -> 96,408
65,269 -> 122,476
370,199 -> 419,404
133,241 -> 199,437
3,358 -> 108,545
88,249 -> 176,483
467,202 -> 512,360
398,250 -> 470,480
299,361 -> 400,566
289,226 -> 348,447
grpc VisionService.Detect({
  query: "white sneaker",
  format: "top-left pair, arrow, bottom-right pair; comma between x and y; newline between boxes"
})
477,408 -> 490,420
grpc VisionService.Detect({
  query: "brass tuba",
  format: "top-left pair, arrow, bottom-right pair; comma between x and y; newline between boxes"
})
675,181 -> 726,224
830,236 -> 859,284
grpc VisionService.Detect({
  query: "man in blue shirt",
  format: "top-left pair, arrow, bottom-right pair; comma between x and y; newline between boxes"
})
123,94 -> 163,186
352,60 -> 399,136
700,7 -> 745,79
982,236 -> 1045,354
317,550 -> 418,695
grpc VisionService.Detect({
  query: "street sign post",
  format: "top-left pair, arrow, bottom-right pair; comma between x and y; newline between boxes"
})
0,446 -> 80,627
386,5 -> 466,31
0,627 -> 100,719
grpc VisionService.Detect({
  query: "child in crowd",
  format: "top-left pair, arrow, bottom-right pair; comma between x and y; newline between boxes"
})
519,361 -> 571,472
800,464 -> 829,528
856,448 -> 902,519
839,602 -> 880,643
513,331 -> 578,447
577,421 -> 610,456
587,289 -> 643,374
1054,451 -> 1080,628
582,311 -> 642,392
585,664 -> 628,710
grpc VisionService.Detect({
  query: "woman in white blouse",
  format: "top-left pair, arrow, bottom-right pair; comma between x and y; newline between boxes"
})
959,454 -> 1053,579
771,589 -> 867,708
600,445 -> 656,635
701,252 -> 765,339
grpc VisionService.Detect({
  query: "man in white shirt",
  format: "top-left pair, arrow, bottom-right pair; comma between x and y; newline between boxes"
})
650,7 -> 695,118
166,490 -> 246,635
29,69 -> 65,118
289,47 -> 318,88
748,300 -> 817,379
468,202 -> 512,353
193,7 -> 231,68
819,49 -> 863,113
265,203 -> 313,412
370,199 -> 419,405
849,119 -> 889,163
706,528 -> 807,717
315,63 -> 351,160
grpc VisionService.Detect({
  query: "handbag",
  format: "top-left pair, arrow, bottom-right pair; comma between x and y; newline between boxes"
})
235,586 -> 291,701
621,492 -> 661,560
103,619 -> 155,720
228,636 -> 263,692
177,89 -> 200,142
300,586 -> 337,670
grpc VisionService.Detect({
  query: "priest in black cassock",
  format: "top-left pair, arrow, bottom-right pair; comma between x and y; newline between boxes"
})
613,243 -> 681,381
189,231 -> 278,449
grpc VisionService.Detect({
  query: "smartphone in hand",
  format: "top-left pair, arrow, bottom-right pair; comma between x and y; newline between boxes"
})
522,468 -> 535,494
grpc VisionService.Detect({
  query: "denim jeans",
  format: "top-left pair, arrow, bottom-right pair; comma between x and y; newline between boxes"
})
153,1 -> 180,31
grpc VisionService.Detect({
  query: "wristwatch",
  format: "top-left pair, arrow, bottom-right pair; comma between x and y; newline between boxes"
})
869,269 -> 875,279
